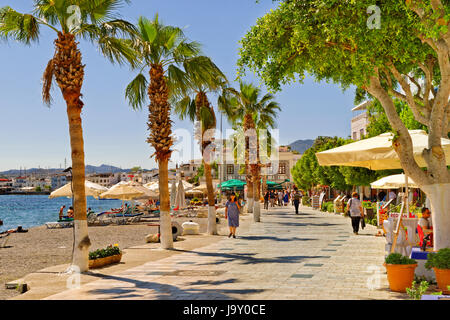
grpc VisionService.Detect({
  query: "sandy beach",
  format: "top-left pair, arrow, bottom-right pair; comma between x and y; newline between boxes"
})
0,216 -> 218,300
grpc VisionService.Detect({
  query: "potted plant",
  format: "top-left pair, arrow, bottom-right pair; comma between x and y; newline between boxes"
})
89,244 -> 122,269
384,253 -> 417,292
425,248 -> 450,294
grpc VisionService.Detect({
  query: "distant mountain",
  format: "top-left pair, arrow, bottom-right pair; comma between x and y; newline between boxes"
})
288,139 -> 315,154
0,164 -> 133,176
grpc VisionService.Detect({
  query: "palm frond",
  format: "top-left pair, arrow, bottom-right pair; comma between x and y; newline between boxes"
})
97,36 -> 139,67
167,64 -> 190,99
42,58 -> 55,106
0,6 -> 40,44
174,96 -> 196,122
78,0 -> 131,25
125,73 -> 148,110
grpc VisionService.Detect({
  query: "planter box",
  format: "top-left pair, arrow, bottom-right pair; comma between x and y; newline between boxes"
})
89,253 -> 122,269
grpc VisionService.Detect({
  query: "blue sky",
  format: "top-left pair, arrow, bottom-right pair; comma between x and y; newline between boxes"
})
0,0 -> 356,171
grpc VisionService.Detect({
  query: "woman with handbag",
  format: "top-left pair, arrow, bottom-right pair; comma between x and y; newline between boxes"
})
346,192 -> 364,235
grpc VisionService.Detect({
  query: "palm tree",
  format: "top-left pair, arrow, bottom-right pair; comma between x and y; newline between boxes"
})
174,56 -> 227,235
125,15 -> 201,249
219,82 -> 280,222
0,0 -> 138,272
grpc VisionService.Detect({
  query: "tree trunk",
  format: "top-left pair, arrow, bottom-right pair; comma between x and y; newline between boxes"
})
246,175 -> 254,213
158,159 -> 173,249
204,161 -> 217,235
147,64 -> 174,250
251,164 -> 261,222
52,32 -> 90,272
67,104 -> 90,272
421,183 -> 450,250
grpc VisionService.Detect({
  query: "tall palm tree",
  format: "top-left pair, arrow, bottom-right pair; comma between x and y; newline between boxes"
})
125,15 -> 201,249
174,56 -> 227,235
0,0 -> 138,272
219,82 -> 280,222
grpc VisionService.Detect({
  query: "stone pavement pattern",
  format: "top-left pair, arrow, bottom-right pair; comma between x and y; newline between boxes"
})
45,206 -> 407,300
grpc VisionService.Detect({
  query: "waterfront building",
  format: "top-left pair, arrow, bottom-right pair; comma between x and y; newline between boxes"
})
351,100 -> 371,141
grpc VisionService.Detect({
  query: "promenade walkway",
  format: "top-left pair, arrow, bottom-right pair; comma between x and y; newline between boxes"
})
41,205 -> 407,300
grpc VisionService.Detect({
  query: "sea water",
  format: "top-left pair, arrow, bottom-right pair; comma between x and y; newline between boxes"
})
0,195 -> 124,232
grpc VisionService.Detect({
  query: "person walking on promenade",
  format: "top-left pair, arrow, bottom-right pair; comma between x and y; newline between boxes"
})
225,193 -> 241,238
269,190 -> 275,207
293,190 -> 301,214
278,190 -> 283,206
346,192 -> 364,235
263,191 -> 269,210
283,190 -> 289,206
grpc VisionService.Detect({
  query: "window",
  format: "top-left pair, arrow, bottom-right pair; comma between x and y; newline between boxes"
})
353,132 -> 357,140
278,163 -> 286,175
227,165 -> 234,174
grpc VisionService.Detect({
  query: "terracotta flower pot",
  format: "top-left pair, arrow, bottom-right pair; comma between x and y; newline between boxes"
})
433,268 -> 450,294
384,263 -> 417,293
89,254 -> 122,269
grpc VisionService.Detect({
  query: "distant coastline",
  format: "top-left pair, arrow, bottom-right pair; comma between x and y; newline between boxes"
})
0,191 -> 50,195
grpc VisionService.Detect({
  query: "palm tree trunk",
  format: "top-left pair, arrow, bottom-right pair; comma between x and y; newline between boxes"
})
158,159 -> 173,248
204,160 -> 217,235
53,32 -> 90,272
66,103 -> 90,272
251,163 -> 261,222
148,64 -> 173,249
196,92 -> 218,235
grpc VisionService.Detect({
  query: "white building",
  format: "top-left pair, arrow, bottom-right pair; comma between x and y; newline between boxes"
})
351,101 -> 371,140
87,173 -> 120,188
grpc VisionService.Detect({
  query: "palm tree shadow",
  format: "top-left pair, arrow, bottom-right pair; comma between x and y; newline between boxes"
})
84,272 -> 264,299
238,235 -> 318,242
173,249 -> 330,266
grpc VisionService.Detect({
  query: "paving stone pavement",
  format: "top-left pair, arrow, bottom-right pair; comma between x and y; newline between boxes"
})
45,206 -> 408,300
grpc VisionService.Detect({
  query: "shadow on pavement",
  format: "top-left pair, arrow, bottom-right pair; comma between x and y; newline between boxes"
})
84,272 -> 264,300
238,235 -> 318,242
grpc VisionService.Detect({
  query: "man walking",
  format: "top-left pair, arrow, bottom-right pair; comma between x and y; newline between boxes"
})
293,190 -> 301,214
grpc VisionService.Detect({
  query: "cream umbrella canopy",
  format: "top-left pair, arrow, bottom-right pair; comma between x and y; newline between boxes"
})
370,174 -> 419,189
316,130 -> 450,170
100,181 -> 157,201
49,181 -> 108,199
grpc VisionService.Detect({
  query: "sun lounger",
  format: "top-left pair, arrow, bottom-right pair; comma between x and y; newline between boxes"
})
45,221 -> 73,229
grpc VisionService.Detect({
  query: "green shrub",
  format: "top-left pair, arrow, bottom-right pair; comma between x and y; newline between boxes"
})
365,217 -> 378,226
327,203 -> 334,212
385,253 -> 417,265
425,248 -> 450,270
302,196 -> 311,206
406,281 -> 429,300
89,245 -> 121,260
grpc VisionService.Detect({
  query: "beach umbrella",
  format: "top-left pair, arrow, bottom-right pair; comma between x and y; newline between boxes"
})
217,179 -> 246,189
143,181 -> 159,192
175,179 -> 186,209
370,174 -> 419,189
316,130 -> 450,170
192,182 -> 211,193
170,180 -> 177,206
100,181 -> 156,201
49,181 -> 108,200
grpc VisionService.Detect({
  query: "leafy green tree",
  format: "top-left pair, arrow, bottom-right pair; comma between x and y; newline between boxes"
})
366,100 -> 428,138
1,0 -> 138,271
238,0 -> 450,249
